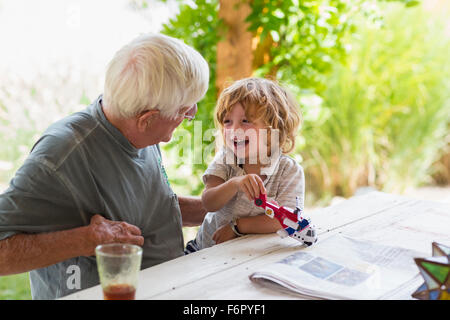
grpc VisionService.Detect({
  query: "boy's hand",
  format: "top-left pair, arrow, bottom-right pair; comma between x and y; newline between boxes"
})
212,224 -> 237,244
233,174 -> 266,201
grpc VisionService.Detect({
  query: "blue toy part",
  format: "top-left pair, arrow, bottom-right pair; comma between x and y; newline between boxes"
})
285,227 -> 296,235
297,219 -> 310,231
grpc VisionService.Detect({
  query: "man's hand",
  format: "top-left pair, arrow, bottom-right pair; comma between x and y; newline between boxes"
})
212,223 -> 237,244
85,214 -> 144,256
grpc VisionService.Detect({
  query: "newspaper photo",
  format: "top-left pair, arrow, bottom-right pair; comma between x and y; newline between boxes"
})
249,234 -> 425,300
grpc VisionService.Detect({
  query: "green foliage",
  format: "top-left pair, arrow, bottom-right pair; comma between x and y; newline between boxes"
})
0,273 -> 32,300
299,3 -> 450,201
247,0 -> 419,92
248,0 -> 352,92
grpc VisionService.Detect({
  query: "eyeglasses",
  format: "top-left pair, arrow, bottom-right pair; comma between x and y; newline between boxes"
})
177,103 -> 198,121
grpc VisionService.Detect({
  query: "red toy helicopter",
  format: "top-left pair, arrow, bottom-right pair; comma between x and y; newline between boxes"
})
254,194 -> 318,246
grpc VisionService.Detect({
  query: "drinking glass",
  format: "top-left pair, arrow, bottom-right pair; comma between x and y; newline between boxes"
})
95,243 -> 143,300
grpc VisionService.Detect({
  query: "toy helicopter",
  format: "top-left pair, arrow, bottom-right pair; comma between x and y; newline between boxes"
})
254,194 -> 318,246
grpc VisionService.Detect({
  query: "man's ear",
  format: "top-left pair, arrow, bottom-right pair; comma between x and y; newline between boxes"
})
137,109 -> 159,132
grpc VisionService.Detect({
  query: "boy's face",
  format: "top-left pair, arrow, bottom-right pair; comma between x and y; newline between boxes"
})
222,103 -> 269,164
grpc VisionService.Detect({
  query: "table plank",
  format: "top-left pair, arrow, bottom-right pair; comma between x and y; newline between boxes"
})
311,191 -> 413,232
337,197 -> 450,253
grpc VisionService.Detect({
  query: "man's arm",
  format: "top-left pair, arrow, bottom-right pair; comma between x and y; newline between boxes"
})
0,226 -> 91,276
178,195 -> 207,227
0,215 -> 144,276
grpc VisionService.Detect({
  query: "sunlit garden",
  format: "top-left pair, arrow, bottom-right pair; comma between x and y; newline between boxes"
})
0,0 -> 449,300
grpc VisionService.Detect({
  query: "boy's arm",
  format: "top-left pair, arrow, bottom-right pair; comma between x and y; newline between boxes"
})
201,175 -> 238,212
212,214 -> 282,244
202,173 -> 266,212
236,214 -> 282,234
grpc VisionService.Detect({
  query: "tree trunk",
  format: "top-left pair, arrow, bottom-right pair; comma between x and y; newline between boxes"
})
216,0 -> 253,94
216,1 -> 277,94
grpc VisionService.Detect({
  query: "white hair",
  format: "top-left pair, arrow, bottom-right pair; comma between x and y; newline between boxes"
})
103,33 -> 209,119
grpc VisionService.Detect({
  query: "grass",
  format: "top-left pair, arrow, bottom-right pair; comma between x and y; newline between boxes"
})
0,273 -> 32,300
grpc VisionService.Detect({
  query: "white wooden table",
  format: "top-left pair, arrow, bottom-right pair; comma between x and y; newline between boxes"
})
63,191 -> 450,300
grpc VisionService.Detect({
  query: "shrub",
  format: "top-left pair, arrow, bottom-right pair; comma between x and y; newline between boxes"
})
299,2 -> 450,203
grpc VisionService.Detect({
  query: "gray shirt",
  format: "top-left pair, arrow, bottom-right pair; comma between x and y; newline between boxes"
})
0,96 -> 184,299
195,147 -> 305,249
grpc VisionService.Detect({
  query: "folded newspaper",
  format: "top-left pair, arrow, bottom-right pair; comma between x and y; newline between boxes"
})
249,234 -> 425,300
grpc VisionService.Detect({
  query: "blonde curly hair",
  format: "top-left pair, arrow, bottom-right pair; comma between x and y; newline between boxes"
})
215,77 -> 302,154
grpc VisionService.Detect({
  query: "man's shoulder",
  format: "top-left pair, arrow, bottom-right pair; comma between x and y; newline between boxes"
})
28,108 -> 99,170
46,107 -> 98,141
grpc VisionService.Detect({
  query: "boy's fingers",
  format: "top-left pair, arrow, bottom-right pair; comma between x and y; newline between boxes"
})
241,182 -> 254,201
249,176 -> 260,199
256,176 -> 266,196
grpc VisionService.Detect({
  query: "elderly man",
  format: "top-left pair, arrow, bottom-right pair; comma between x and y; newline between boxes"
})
0,33 -> 209,299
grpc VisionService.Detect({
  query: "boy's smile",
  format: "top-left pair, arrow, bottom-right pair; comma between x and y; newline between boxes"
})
232,136 -> 249,149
